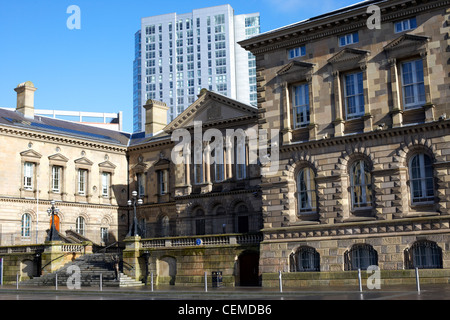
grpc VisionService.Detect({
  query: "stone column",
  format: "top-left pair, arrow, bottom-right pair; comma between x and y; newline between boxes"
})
388,58 -> 403,128
281,82 -> 292,143
332,71 -> 345,137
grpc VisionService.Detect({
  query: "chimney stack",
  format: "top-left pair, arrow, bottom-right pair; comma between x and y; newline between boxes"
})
144,99 -> 169,136
15,81 -> 37,118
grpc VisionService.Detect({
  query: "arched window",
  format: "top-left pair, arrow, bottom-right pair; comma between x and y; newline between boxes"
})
296,167 -> 317,214
409,153 -> 434,204
21,213 -> 31,238
405,240 -> 442,269
76,216 -> 85,236
345,244 -> 378,271
290,246 -> 320,272
350,160 -> 372,209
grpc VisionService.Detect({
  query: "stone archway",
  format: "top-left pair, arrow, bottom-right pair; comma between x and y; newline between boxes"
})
237,251 -> 260,287
157,256 -> 177,285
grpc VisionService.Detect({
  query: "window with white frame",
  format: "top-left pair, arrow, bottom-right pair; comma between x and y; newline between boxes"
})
339,32 -> 359,46
344,72 -> 365,119
21,213 -> 31,238
76,216 -> 85,235
101,172 -> 111,197
409,153 -> 434,204
296,167 -> 317,214
401,59 -> 426,110
52,166 -> 62,193
293,83 -> 310,128
350,160 -> 372,209
23,162 -> 34,190
289,46 -> 306,59
100,227 -> 109,244
77,169 -> 88,195
395,17 -> 417,33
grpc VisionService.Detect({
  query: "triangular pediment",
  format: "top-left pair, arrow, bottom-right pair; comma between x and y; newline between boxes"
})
74,157 -> 93,166
131,162 -> 147,173
98,160 -> 117,169
164,90 -> 258,132
48,153 -> 69,162
20,149 -> 42,159
277,60 -> 315,76
328,48 -> 370,64
384,34 -> 429,52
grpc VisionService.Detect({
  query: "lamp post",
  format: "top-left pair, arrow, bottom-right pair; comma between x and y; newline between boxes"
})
127,191 -> 143,237
46,200 -> 61,242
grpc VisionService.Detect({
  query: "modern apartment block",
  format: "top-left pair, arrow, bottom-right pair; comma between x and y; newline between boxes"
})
133,5 -> 260,133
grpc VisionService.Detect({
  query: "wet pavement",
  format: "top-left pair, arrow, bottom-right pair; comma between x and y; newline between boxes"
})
0,283 -> 449,300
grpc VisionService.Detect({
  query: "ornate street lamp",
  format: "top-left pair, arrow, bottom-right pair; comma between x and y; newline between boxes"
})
127,191 -> 143,237
46,200 -> 61,242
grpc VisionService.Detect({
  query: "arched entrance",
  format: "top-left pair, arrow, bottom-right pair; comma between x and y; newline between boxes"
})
238,251 -> 260,286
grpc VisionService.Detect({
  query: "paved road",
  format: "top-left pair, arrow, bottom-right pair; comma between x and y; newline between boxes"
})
0,283 -> 449,300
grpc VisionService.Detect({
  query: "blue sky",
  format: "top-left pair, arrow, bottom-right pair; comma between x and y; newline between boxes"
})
0,0 -> 358,133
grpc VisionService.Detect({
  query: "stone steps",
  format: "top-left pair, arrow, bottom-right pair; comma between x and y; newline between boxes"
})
20,253 -> 144,288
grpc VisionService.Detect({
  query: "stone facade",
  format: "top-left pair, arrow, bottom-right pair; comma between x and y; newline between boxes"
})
0,82 -> 129,247
240,0 -> 450,285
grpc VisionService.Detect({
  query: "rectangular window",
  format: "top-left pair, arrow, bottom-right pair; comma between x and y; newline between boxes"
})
395,17 -> 417,33
78,169 -> 88,195
401,59 -> 426,110
100,227 -> 109,243
102,172 -> 110,197
137,173 -> 145,197
289,46 -> 306,59
344,72 -> 365,119
293,83 -> 310,128
23,162 -> 34,190
52,166 -> 62,193
339,32 -> 359,46
159,170 -> 169,195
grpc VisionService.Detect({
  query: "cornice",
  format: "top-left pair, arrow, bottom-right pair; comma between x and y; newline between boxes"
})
0,196 -> 121,210
0,125 -> 128,154
174,187 -> 260,201
262,215 -> 450,242
280,118 -> 450,153
241,0 -> 449,55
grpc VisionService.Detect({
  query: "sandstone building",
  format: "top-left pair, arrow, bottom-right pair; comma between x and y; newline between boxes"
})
1,0 -> 449,287
239,0 -> 450,285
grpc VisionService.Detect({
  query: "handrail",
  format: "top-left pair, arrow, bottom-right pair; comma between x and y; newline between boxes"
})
95,241 -> 120,254
40,252 -> 76,274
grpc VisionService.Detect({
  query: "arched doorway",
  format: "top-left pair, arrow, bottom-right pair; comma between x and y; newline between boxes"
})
238,251 -> 259,286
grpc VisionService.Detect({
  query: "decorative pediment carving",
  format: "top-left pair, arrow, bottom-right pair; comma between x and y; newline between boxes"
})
383,34 -> 429,59
20,149 -> 42,159
98,160 -> 117,169
277,60 -> 315,76
328,48 -> 370,65
384,34 -> 429,52
74,157 -> 93,166
131,162 -> 147,174
48,153 -> 69,163
164,90 -> 257,132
